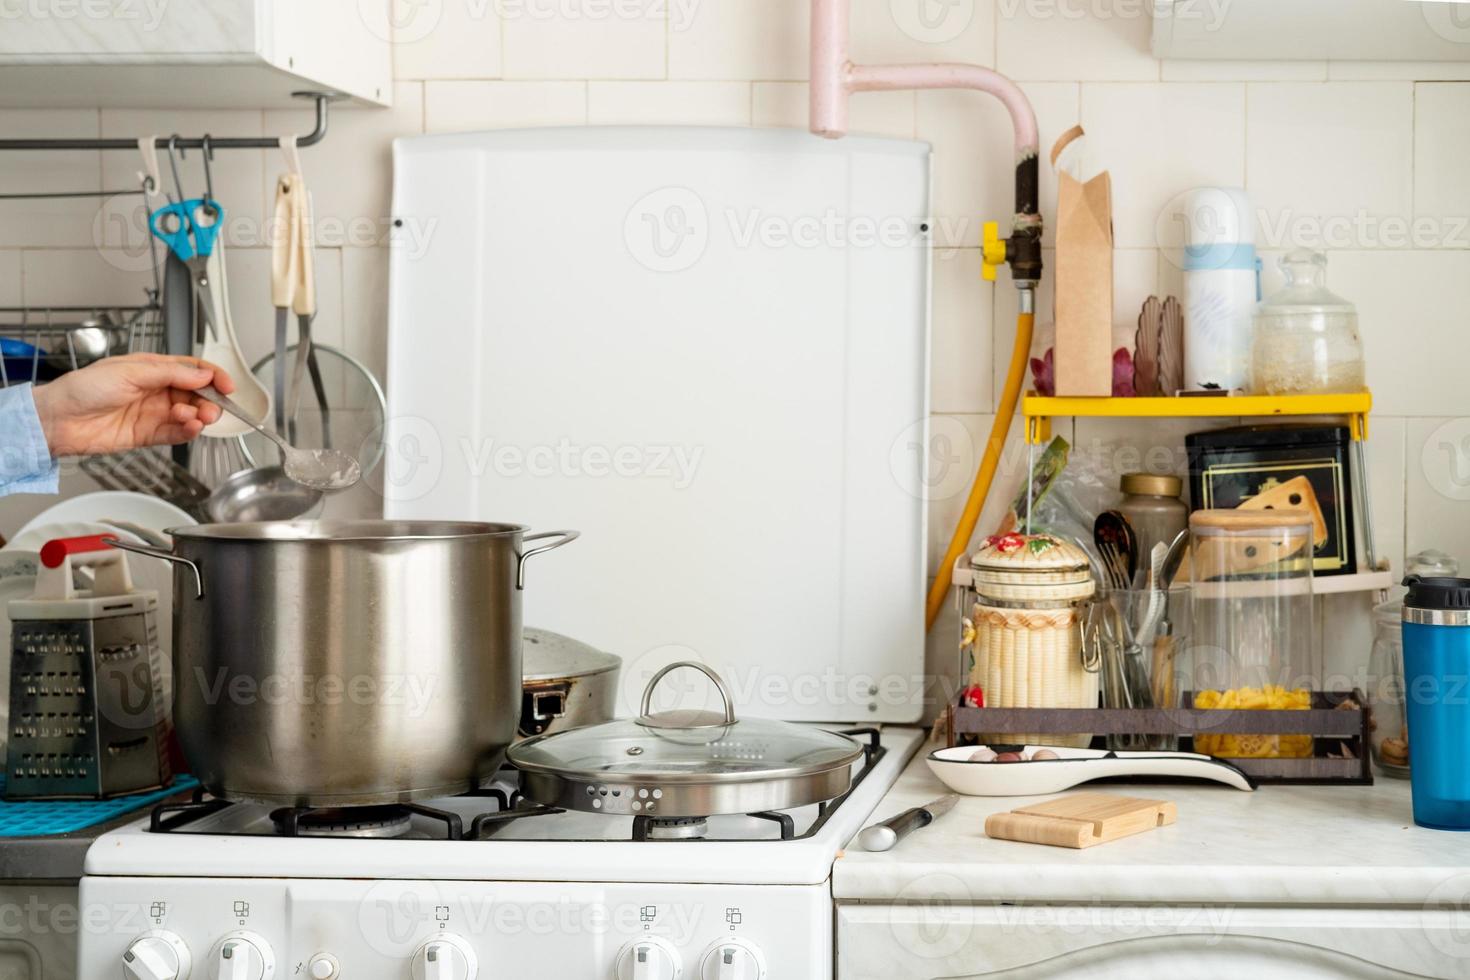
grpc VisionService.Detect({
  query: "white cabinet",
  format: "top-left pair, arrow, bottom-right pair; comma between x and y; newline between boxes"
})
0,0 -> 390,107
1152,0 -> 1470,62
837,903 -> 1468,978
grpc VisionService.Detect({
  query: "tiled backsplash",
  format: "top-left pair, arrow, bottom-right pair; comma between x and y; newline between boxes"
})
2,1 -> 1467,713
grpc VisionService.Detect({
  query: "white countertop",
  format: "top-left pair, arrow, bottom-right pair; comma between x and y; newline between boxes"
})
834,749 -> 1470,906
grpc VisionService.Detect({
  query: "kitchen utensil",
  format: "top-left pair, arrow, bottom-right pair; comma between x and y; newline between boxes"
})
5,536 -> 171,800
269,172 -> 323,439
194,237 -> 271,440
43,313 -> 122,372
926,744 -> 1255,796
519,627 -> 621,739
98,521 -> 169,550
1251,249 -> 1365,396
0,550 -> 40,756
194,385 -> 361,491
1161,527 -> 1189,587
964,533 -> 1099,749
1117,473 -> 1187,565
1400,575 -> 1470,831
508,661 -> 866,819
105,521 -> 578,805
1093,510 -> 1137,591
79,450 -> 213,522
984,793 -> 1177,849
203,465 -> 322,523
1190,509 -> 1317,761
243,343 -> 386,478
857,793 -> 957,852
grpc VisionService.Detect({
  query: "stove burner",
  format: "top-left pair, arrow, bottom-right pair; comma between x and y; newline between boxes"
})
642,817 -> 708,841
270,806 -> 413,839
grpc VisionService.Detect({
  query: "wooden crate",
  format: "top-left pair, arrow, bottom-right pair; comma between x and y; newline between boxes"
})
945,690 -> 1372,785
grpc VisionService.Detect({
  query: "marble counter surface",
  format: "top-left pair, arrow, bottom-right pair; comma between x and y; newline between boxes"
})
834,749 -> 1470,906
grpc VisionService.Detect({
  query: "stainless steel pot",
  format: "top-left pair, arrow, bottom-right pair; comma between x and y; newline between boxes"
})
108,521 -> 577,806
519,628 -> 621,738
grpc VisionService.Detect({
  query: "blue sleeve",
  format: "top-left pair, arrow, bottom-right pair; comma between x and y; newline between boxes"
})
0,383 -> 59,497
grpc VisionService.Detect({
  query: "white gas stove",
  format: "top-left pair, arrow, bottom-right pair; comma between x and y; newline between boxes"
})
77,725 -> 923,979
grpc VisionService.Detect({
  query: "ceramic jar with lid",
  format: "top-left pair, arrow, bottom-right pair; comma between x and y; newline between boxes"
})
963,532 -> 1098,748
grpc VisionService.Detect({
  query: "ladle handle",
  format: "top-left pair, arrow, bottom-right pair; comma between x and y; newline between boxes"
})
196,384 -> 288,453
639,661 -> 737,726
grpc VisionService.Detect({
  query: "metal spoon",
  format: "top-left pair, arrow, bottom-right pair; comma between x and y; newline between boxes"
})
195,385 -> 361,491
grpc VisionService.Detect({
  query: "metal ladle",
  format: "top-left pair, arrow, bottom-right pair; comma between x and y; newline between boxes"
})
195,385 -> 361,491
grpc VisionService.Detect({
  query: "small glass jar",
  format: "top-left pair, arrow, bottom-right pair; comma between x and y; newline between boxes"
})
1367,550 -> 1460,778
1188,509 -> 1317,759
1250,249 -> 1366,396
1117,472 -> 1188,562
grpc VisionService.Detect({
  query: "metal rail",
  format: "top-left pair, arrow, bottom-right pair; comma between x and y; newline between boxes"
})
0,91 -> 340,152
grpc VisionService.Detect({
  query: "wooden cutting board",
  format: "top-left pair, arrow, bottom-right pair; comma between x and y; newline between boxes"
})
985,793 -> 1177,849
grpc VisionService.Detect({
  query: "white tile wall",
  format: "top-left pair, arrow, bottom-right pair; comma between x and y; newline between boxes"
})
0,6 -> 1465,712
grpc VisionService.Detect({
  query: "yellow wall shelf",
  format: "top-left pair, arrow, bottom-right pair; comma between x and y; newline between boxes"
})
1022,391 -> 1373,444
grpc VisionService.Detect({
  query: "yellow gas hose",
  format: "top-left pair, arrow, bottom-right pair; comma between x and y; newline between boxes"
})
924,309 -> 1035,629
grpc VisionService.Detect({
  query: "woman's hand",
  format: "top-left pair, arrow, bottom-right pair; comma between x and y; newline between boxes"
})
31,353 -> 235,457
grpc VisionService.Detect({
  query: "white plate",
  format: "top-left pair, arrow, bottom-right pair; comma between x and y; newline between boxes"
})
927,744 -> 1257,797
9,491 -> 194,546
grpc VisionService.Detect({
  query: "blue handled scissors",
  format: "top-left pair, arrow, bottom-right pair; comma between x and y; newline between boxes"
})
149,197 -> 226,340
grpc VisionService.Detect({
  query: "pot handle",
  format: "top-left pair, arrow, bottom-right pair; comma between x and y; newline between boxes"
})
102,537 -> 205,599
516,530 -> 579,590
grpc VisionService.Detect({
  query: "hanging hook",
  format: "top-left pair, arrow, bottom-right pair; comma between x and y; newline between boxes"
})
200,134 -> 217,215
136,136 -> 162,199
165,135 -> 186,205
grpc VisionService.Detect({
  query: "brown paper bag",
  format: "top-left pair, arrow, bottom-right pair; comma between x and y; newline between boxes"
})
1051,126 -> 1113,397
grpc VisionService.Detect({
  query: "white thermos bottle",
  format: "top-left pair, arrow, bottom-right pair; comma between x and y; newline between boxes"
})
1180,187 -> 1260,392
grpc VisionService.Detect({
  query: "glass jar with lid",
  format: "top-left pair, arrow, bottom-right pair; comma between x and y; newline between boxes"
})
1117,472 -> 1189,562
1250,249 -> 1366,395
1188,509 -> 1317,759
1367,550 -> 1460,778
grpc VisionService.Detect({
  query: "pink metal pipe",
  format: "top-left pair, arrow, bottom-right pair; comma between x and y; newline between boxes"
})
809,0 -> 1038,154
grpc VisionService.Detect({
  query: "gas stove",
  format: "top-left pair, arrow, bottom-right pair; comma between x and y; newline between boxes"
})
78,725 -> 923,979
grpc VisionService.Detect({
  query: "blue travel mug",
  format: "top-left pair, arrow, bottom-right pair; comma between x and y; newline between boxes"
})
1402,576 -> 1470,831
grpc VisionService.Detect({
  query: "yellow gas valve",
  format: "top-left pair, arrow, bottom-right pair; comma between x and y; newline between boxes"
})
981,221 -> 1007,281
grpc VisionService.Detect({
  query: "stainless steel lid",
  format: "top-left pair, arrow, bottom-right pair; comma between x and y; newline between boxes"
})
507,661 -> 864,786
523,628 -> 621,682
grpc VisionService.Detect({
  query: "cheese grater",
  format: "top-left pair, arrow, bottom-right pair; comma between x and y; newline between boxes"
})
5,535 -> 171,800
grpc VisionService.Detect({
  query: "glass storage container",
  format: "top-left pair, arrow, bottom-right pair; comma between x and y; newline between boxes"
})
1117,472 -> 1189,562
1368,551 -> 1460,778
1188,509 -> 1317,759
1250,249 -> 1366,396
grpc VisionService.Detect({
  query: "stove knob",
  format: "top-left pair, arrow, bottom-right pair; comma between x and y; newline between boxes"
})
208,932 -> 274,980
123,931 -> 192,980
699,939 -> 766,980
307,953 -> 339,979
615,937 -> 682,980
410,934 -> 477,980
